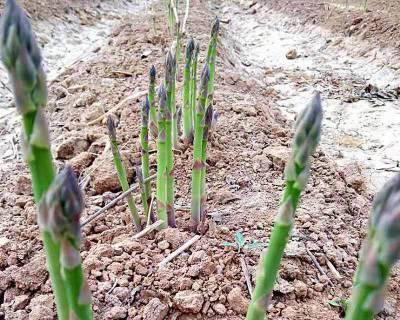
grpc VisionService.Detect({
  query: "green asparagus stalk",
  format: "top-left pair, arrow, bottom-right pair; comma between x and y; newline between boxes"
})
140,97 -> 152,220
191,64 -> 210,232
165,50 -> 177,227
156,84 -> 168,229
0,1 -> 69,318
182,37 -> 195,144
199,105 -> 214,223
206,17 -> 220,105
345,174 -> 400,320
107,116 -> 142,231
39,167 -> 93,319
170,43 -> 179,148
190,42 -> 200,130
246,93 -> 323,320
148,66 -> 158,140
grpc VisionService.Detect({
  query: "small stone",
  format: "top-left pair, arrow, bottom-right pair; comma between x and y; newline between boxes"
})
178,277 -> 193,290
294,280 -> 308,298
213,303 -> 227,315
174,290 -> 204,313
227,287 -> 249,315
143,298 -> 169,320
188,250 -> 206,264
55,134 -> 89,160
12,295 -> 30,311
314,283 -> 324,292
106,306 -> 127,319
286,49 -> 298,59
157,240 -> 170,250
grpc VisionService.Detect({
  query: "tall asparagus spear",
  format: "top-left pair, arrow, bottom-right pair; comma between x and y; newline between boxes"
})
148,66 -> 158,139
140,97 -> 152,220
190,42 -> 200,130
39,167 -> 93,319
170,43 -> 179,148
191,64 -> 210,232
182,37 -> 195,144
206,17 -> 220,105
0,1 -> 69,318
246,93 -> 323,320
165,50 -> 177,227
156,84 -> 168,228
107,116 -> 142,231
345,174 -> 400,320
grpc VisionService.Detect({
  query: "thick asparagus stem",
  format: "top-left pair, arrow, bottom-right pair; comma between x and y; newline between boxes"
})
182,37 -> 195,144
206,17 -> 220,105
190,42 -> 200,130
39,167 -> 93,319
156,85 -> 168,228
0,1 -> 69,318
165,50 -> 177,227
345,174 -> 400,320
148,66 -> 158,139
191,64 -> 210,231
140,97 -> 152,220
246,93 -> 323,320
107,116 -> 142,231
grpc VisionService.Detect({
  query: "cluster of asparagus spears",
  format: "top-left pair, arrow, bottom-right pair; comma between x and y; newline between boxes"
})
0,1 -> 92,319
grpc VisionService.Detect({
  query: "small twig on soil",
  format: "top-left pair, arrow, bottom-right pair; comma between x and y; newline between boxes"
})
110,70 -> 135,77
80,174 -> 156,227
133,220 -> 163,240
87,90 -> 147,125
158,235 -> 201,268
305,247 -> 334,287
240,256 -> 253,298
325,255 -> 342,280
107,279 -> 118,294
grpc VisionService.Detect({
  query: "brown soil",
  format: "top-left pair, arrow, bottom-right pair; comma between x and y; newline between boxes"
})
0,1 -> 399,320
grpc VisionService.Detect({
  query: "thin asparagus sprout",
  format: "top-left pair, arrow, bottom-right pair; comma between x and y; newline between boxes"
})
39,167 -> 93,319
345,174 -> 400,320
107,116 -> 142,231
246,93 -> 323,320
156,85 -> 168,228
190,42 -> 200,130
191,64 -> 210,232
206,17 -> 220,105
148,66 -> 158,139
140,97 -> 152,220
0,1 -> 69,318
199,105 -> 214,222
170,43 -> 179,148
182,37 -> 195,144
165,50 -> 177,227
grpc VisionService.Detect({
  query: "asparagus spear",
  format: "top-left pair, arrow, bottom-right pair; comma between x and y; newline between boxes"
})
39,167 -> 93,319
165,50 -> 177,227
148,66 -> 158,139
190,42 -> 200,130
156,84 -> 168,228
345,174 -> 400,320
0,1 -> 69,318
246,93 -> 323,320
182,37 -> 195,144
191,64 -> 210,232
107,116 -> 142,231
206,17 -> 220,105
170,43 -> 179,148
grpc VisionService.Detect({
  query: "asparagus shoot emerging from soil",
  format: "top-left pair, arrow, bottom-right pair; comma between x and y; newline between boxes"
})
345,174 -> 400,320
0,1 -> 69,318
107,116 -> 142,231
140,97 -> 152,219
182,37 -> 195,144
165,50 -> 177,227
191,64 -> 210,231
200,105 -> 215,223
206,17 -> 220,105
39,167 -> 93,320
170,43 -> 179,148
156,85 -> 168,228
190,42 -> 200,129
246,93 -> 323,320
148,65 -> 158,139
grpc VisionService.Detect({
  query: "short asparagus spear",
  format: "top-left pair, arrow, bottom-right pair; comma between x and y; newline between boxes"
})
191,64 -> 210,232
246,93 -> 323,320
156,85 -> 168,228
107,116 -> 142,231
182,37 -> 195,144
206,17 -> 220,105
148,66 -> 158,139
190,42 -> 200,129
165,50 -> 177,227
345,174 -> 400,320
0,1 -> 69,318
140,97 -> 152,218
39,167 -> 93,320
